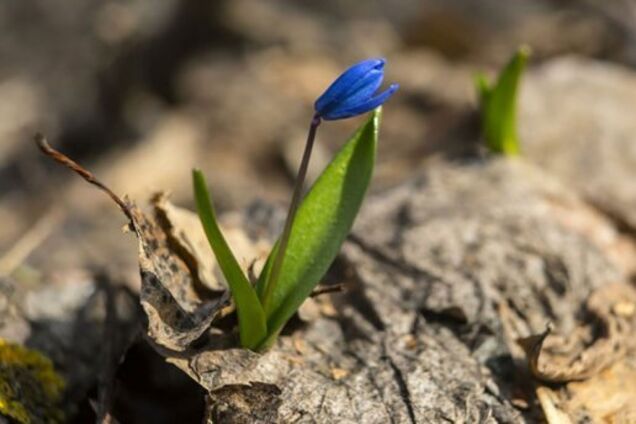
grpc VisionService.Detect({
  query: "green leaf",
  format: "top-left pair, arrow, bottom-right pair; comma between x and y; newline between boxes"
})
476,46 -> 530,156
192,169 -> 267,349
255,109 -> 380,349
474,72 -> 491,102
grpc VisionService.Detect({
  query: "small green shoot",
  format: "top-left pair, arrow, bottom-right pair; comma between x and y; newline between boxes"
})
192,170 -> 267,349
193,57 -> 397,351
475,46 -> 530,155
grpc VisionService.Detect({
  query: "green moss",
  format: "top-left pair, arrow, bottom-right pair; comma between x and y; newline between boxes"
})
0,338 -> 65,423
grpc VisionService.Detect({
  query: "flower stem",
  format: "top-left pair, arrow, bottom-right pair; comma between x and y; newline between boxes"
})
261,114 -> 322,314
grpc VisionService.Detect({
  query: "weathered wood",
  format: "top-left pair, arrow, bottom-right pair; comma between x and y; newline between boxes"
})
182,158 -> 629,423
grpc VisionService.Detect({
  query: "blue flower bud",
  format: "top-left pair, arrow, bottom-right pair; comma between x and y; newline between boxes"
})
314,58 -> 399,121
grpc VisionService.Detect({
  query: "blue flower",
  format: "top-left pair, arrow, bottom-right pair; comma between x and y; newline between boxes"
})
314,58 -> 399,121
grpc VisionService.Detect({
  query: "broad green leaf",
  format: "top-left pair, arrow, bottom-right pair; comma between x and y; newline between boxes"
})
477,46 -> 530,156
255,109 -> 380,348
192,170 -> 267,349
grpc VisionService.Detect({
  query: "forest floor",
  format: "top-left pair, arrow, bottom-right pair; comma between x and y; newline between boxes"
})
2,1 -> 636,422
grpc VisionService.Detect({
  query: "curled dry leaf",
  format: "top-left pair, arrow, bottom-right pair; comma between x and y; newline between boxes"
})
35,135 -> 231,352
123,190 -> 280,352
518,282 -> 636,383
534,341 -> 636,423
129,201 -> 228,351
168,347 -> 287,390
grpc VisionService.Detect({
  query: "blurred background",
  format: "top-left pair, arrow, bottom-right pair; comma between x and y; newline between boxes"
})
1,0 -> 636,422
2,0 -> 636,274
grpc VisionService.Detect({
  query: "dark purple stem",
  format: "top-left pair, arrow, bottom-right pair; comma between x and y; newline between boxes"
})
261,114 -> 322,314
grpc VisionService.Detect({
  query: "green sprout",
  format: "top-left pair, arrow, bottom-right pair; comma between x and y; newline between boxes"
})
193,110 -> 380,350
475,46 -> 530,155
193,58 -> 398,350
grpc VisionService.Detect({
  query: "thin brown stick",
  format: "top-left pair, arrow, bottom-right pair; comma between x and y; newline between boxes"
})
310,283 -> 345,298
34,133 -> 133,223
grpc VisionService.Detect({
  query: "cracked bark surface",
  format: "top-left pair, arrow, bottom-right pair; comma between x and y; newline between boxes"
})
28,134 -> 636,422
135,157 -> 634,423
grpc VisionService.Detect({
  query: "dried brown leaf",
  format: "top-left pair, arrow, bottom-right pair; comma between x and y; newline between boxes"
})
36,135 -> 232,352
519,283 -> 636,383
536,357 -> 636,423
129,201 -> 227,351
152,193 -> 225,293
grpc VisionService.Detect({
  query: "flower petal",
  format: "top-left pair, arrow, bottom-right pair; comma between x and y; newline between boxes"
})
314,58 -> 385,115
321,83 -> 399,120
326,69 -> 384,114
